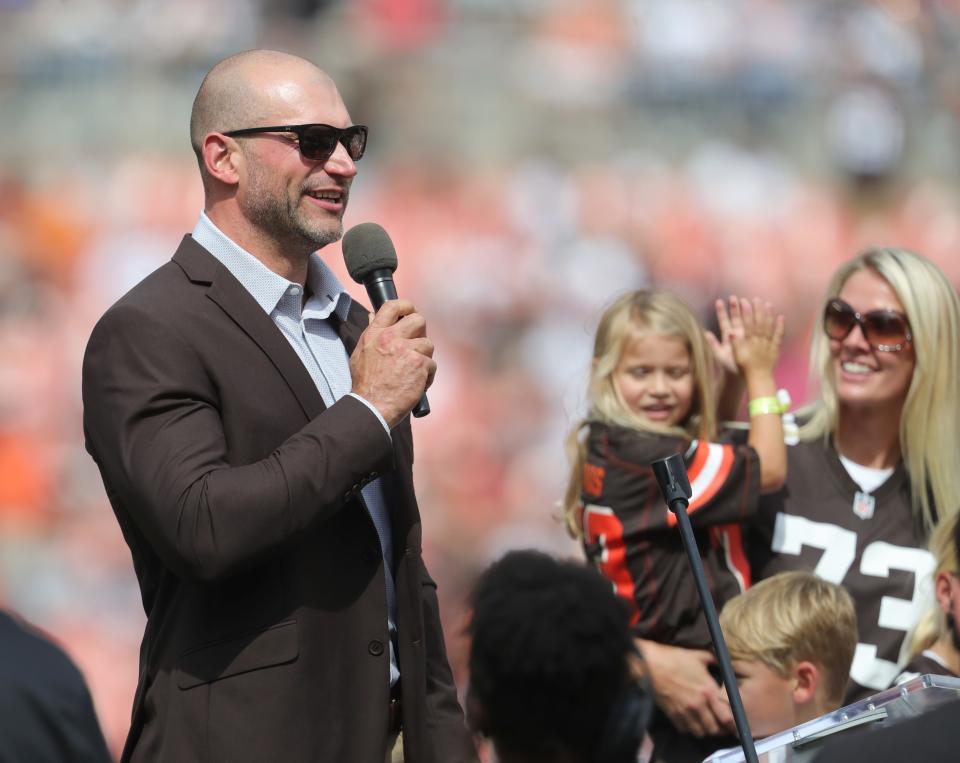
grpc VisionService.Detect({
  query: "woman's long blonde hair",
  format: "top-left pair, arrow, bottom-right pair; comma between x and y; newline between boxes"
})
801,247 -> 960,533
905,513 -> 959,661
563,290 -> 717,538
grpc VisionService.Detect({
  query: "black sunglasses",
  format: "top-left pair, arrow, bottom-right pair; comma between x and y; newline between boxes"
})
223,123 -> 368,162
823,298 -> 912,352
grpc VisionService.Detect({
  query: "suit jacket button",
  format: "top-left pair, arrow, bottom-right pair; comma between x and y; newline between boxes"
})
368,639 -> 384,656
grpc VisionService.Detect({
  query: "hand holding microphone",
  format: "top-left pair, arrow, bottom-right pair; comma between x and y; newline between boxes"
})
343,223 -> 432,426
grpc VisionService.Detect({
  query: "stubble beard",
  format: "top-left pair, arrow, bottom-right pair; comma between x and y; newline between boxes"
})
245,174 -> 345,255
948,613 -> 960,655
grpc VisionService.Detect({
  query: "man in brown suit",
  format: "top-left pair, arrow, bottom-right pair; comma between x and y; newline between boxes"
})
82,49 -> 477,763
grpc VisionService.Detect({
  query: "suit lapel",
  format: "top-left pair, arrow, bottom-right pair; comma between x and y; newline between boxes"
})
173,236 -> 326,421
335,301 -> 366,356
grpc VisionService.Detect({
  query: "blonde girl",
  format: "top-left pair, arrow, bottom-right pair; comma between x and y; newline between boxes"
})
563,289 -> 785,763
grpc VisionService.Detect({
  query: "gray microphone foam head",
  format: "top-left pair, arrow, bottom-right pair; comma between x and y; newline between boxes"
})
342,222 -> 398,284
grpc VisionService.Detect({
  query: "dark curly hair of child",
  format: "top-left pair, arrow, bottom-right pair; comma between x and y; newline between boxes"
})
466,550 -> 651,763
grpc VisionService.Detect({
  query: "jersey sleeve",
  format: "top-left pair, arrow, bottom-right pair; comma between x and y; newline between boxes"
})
671,438 -> 760,528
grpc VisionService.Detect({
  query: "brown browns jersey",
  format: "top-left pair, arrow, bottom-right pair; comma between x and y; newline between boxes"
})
748,439 -> 934,703
578,421 -> 760,650
892,650 -> 958,686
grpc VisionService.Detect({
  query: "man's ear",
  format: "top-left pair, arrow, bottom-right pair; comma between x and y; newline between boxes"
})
792,661 -> 819,705
202,133 -> 242,187
935,571 -> 956,615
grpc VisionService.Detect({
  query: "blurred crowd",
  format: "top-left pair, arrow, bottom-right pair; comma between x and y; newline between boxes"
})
3,0 -> 960,756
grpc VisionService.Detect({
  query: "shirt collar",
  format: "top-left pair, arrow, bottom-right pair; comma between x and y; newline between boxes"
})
191,210 -> 351,321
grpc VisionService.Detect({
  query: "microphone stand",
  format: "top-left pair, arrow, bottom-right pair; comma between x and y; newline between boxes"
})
651,454 -> 759,763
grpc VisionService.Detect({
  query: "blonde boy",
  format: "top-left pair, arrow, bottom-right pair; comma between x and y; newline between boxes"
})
718,571 -> 857,740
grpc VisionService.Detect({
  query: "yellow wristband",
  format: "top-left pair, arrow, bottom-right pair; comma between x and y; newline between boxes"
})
748,396 -> 783,417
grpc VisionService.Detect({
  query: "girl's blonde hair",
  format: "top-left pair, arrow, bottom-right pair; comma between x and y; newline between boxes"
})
801,247 -> 960,533
905,513 -> 959,661
563,290 -> 717,538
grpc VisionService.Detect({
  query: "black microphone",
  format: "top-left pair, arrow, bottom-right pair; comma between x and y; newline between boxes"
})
651,455 -> 692,509
651,453 -> 759,763
342,222 -> 430,418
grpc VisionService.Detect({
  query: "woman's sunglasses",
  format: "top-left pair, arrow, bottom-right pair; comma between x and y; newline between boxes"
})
223,123 -> 368,162
823,298 -> 912,352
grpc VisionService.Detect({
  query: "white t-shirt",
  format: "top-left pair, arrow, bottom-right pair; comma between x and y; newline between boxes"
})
838,453 -> 895,494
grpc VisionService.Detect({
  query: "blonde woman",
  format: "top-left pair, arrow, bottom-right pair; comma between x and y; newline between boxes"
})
563,289 -> 785,763
750,247 -> 960,702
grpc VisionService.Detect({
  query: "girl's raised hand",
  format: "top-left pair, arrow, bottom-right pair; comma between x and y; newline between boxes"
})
729,296 -> 785,377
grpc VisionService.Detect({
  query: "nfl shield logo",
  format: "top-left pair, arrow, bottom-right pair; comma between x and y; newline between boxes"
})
852,491 -> 876,520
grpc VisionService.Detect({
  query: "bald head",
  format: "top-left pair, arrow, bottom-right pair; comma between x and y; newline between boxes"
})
189,50 -> 337,172
189,50 -> 358,265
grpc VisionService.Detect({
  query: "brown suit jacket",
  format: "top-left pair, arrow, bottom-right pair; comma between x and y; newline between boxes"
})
82,236 -> 477,763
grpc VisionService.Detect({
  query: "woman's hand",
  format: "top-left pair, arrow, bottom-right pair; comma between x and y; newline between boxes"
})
636,639 -> 733,737
706,296 -> 747,420
705,296 -> 744,382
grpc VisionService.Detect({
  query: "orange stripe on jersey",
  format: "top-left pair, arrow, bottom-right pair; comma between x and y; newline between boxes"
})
582,504 -> 639,625
666,441 -> 736,526
686,438 -> 710,479
711,523 -> 751,592
582,463 -> 605,497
